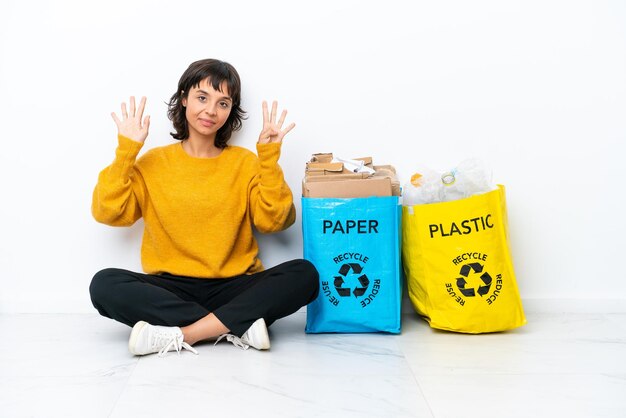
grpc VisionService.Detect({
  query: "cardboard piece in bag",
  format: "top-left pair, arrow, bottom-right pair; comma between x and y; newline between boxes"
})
302,153 -> 400,198
302,177 -> 393,198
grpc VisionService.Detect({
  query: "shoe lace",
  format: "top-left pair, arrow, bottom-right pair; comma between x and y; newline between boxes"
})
155,333 -> 199,357
214,333 -> 250,350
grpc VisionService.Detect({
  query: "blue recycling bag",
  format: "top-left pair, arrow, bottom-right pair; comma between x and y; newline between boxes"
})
302,196 -> 402,333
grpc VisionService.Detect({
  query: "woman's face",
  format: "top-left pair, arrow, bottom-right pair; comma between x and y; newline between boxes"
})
182,78 -> 233,141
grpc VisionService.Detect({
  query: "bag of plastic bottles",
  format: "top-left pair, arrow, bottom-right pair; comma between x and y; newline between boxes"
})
402,158 -> 497,206
402,185 -> 526,333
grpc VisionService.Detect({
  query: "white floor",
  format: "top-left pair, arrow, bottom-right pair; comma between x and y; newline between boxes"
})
2,305 -> 626,418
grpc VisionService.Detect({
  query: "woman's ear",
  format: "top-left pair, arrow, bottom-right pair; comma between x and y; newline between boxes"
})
181,91 -> 186,107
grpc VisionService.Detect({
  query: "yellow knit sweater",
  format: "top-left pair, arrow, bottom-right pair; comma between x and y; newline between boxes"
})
92,135 -> 295,278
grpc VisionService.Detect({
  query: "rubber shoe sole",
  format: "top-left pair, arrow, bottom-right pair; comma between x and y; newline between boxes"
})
242,318 -> 270,350
128,321 -> 149,355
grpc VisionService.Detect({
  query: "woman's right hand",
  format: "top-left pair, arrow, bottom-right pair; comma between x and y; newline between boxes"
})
111,96 -> 150,143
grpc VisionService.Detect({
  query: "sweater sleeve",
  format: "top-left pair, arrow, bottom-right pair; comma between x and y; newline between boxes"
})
91,135 -> 145,226
249,142 -> 296,233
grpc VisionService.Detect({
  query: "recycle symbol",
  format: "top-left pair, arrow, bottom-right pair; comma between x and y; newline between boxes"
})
334,263 -> 370,298
456,263 -> 492,297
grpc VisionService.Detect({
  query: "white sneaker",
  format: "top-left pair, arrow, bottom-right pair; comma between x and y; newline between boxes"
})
129,321 -> 199,357
215,318 -> 270,350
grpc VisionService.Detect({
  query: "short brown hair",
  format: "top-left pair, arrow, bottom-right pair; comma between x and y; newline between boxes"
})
167,59 -> 246,148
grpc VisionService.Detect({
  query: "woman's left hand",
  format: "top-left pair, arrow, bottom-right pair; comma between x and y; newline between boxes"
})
258,101 -> 295,144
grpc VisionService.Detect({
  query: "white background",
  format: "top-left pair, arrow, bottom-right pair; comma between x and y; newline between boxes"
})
0,0 -> 624,313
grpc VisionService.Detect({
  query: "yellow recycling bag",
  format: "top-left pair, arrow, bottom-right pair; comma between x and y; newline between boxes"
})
402,185 -> 526,333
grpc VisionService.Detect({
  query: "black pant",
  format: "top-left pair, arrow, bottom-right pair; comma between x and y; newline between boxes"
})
89,259 -> 319,337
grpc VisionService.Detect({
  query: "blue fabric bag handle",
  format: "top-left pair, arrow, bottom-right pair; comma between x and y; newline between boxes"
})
302,196 -> 402,333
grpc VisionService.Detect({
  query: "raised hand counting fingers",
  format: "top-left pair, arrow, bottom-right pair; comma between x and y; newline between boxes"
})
111,96 -> 150,143
258,100 -> 295,144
